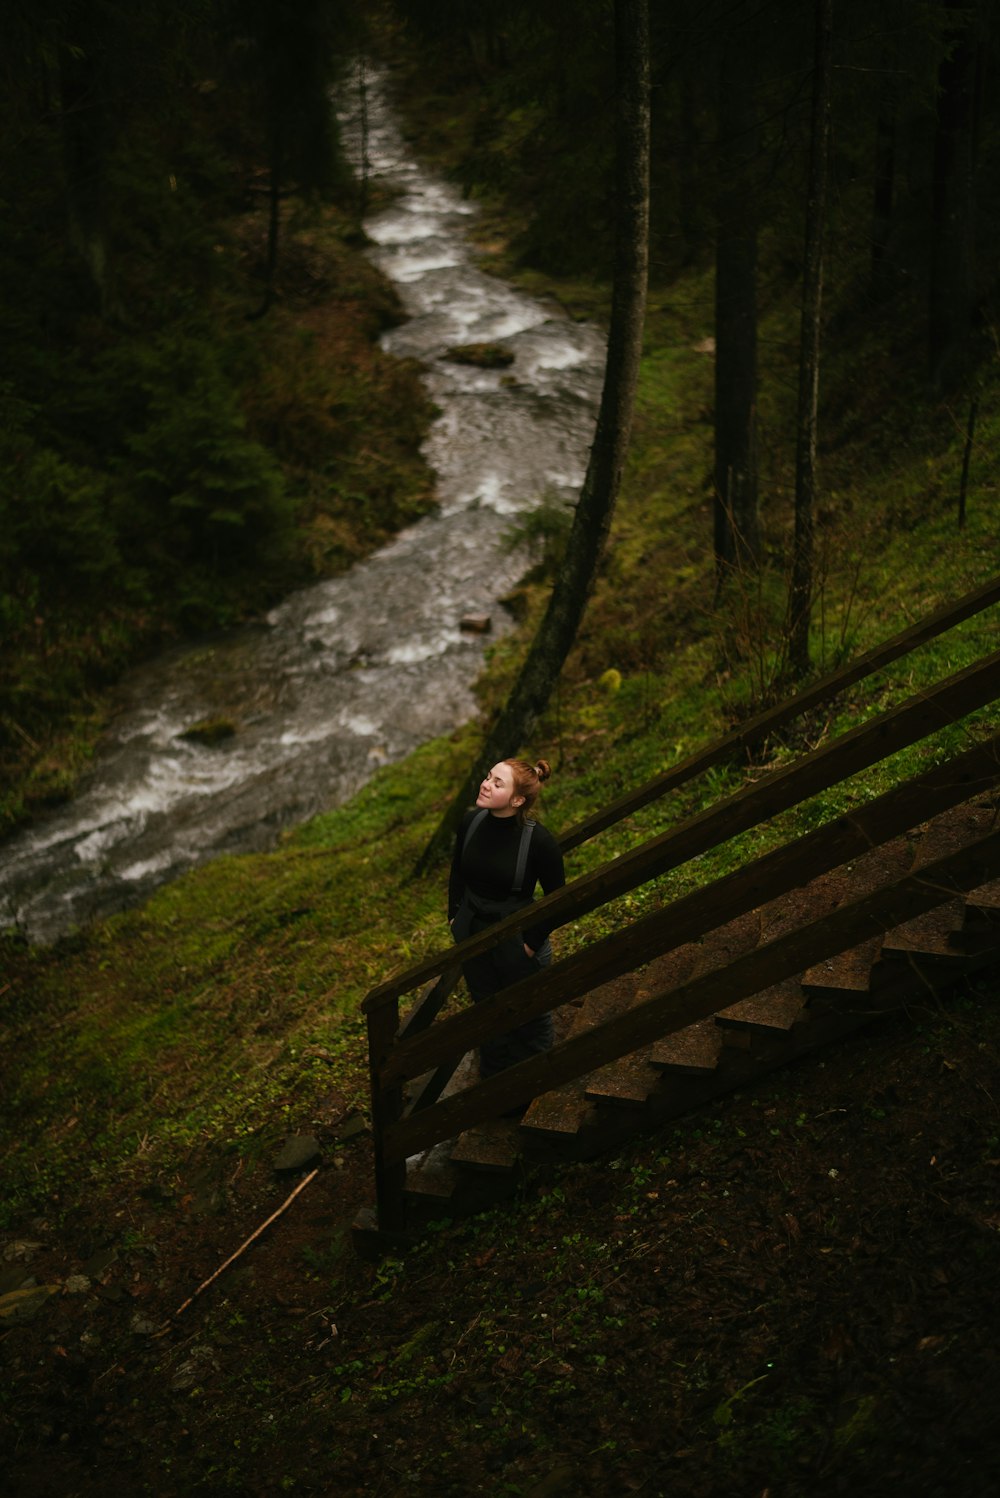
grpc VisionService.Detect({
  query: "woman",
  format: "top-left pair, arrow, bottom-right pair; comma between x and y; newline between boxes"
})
448,757 -> 565,1079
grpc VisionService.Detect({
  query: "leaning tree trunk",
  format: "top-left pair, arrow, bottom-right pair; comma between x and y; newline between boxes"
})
713,24 -> 760,586
787,0 -> 833,678
414,0 -> 650,875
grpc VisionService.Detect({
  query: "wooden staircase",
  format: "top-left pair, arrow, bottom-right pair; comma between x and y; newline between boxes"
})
353,579 -> 1000,1253
400,792 -> 1000,1224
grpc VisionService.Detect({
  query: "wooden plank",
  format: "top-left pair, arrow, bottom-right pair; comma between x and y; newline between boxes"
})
634,942 -> 701,998
566,973 -> 638,1029
405,1152 -> 461,1201
559,574 -> 1000,852
449,1121 -> 521,1174
716,976 -> 806,1033
956,877 -> 1000,951
585,1050 -> 662,1107
880,899 -> 966,960
801,936 -> 883,995
385,738 -> 1000,1085
518,977 -> 636,1137
648,1019 -> 724,1074
382,820 -> 1000,1162
911,799 -> 1000,865
521,1080 -> 595,1139
965,878 -> 1000,912
366,1000 -> 407,1233
368,698 -> 1000,1023
398,968 -> 461,1043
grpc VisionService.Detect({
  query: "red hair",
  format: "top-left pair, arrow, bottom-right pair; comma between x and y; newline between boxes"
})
503,757 -> 552,821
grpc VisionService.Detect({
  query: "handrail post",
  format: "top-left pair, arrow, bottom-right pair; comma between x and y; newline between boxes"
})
367,993 -> 407,1235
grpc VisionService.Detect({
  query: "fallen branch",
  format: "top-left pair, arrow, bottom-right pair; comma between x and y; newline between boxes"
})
173,1167 -> 320,1319
5,718 -> 40,752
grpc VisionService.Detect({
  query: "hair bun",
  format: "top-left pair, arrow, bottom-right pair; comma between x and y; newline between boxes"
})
534,758 -> 551,782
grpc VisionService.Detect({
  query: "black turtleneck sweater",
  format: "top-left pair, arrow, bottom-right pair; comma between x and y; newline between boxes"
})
448,808 -> 565,950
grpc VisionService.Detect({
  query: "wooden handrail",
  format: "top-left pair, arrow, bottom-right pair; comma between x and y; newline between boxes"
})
363,645 -> 1000,1013
381,731 -> 1000,1086
362,586 -> 1000,1235
559,572 -> 1000,851
383,813 -> 1000,1162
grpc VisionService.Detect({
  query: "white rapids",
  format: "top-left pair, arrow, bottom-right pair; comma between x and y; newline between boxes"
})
0,63 -> 605,945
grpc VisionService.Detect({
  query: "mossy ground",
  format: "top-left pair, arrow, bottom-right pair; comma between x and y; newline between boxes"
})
4,59 -> 1000,1498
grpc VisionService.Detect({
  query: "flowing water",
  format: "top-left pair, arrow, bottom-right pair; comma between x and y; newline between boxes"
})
0,65 -> 605,945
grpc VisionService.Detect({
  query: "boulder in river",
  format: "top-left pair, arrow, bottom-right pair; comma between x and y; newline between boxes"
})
442,341 -> 516,369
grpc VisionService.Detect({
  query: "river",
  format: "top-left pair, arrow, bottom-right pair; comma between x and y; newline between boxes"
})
0,64 -> 605,946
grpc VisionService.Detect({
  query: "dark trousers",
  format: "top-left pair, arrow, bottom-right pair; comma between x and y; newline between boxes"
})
452,898 -> 554,1078
463,935 -> 554,1078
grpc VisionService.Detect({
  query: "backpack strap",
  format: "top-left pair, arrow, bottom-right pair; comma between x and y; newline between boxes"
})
462,808 -> 489,853
511,819 -> 536,895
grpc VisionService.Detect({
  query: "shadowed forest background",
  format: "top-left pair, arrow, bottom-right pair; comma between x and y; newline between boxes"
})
3,2 -> 1000,1494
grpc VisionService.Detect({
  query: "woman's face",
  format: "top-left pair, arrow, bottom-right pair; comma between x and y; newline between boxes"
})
476,762 -> 523,817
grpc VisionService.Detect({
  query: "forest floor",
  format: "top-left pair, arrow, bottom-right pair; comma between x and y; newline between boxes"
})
4,972 -> 1000,1497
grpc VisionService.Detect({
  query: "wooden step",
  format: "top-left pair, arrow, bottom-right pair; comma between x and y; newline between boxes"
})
449,1118 -> 522,1174
518,974 -> 638,1145
910,797 -> 999,871
648,1018 -> 724,1074
801,935 -> 884,1000
953,878 -> 1000,952
716,975 -> 807,1036
443,794 -> 999,1182
521,1076 -> 596,1142
965,877 -> 1000,916
582,944 -> 703,1106
405,1143 -> 462,1204
584,1050 -> 662,1108
880,897 -> 967,964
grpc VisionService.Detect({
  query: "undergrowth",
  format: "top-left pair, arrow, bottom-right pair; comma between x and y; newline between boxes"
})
1,251 -> 998,1234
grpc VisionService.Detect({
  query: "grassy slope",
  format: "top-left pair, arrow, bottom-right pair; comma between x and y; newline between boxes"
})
3,211 -> 999,1215
3,243 -> 999,1206
3,79 -> 1000,1498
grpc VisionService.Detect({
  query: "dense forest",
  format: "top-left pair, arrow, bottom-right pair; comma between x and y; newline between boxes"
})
3,3 -> 1000,1495
0,0 -> 436,828
3,0 -> 999,828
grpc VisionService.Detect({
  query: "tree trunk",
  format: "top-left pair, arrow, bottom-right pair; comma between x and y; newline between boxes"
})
414,0 -> 651,876
928,0 -> 981,392
870,43 -> 898,294
713,25 -> 760,585
787,0 -> 833,677
59,2 -> 117,318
